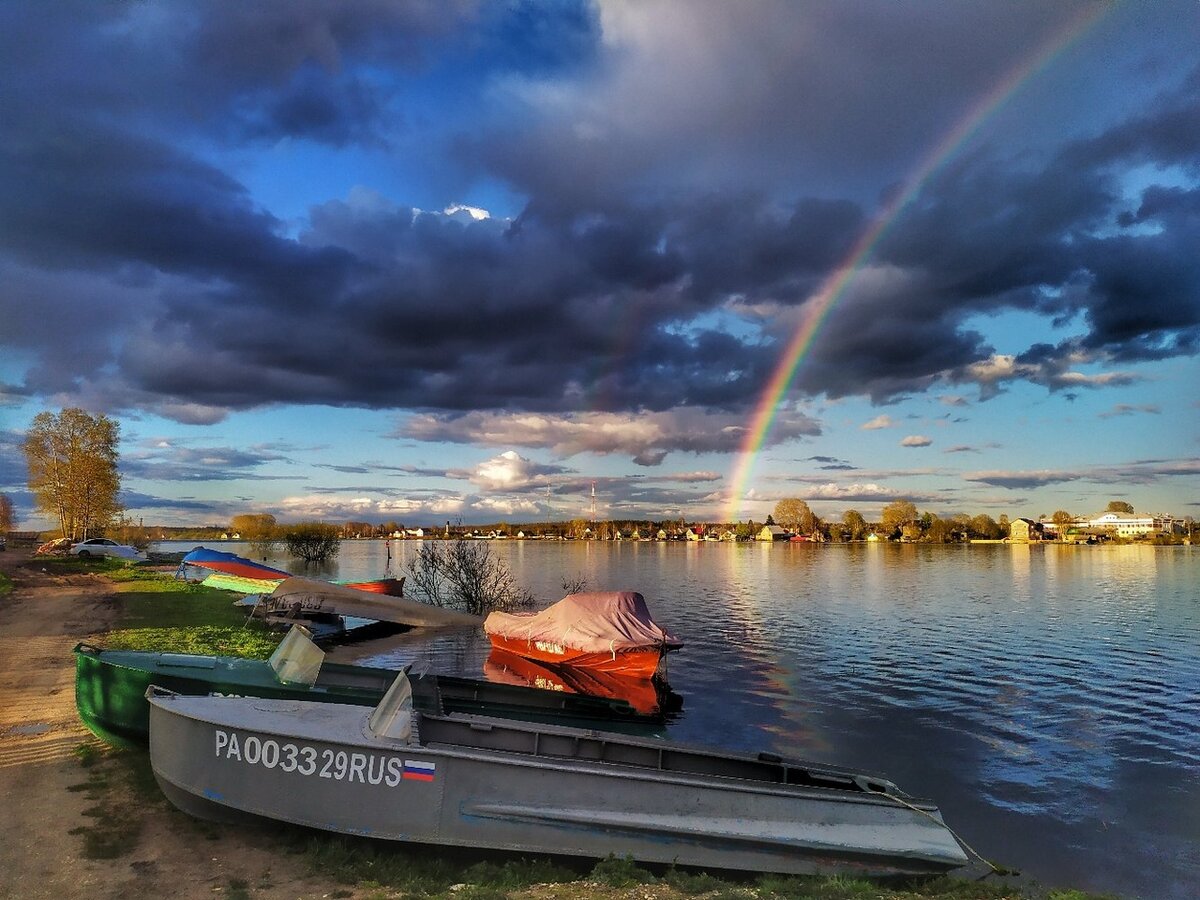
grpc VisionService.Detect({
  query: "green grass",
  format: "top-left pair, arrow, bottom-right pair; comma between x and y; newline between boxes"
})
0,570 -> 13,595
94,564 -> 281,657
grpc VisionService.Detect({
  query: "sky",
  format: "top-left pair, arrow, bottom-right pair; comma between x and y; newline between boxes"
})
1,0 -> 1198,529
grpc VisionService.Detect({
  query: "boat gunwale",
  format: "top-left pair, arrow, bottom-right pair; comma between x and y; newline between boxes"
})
148,693 -> 936,811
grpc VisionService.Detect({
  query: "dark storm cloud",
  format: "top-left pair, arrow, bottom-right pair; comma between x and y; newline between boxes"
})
119,491 -> 229,514
121,445 -> 298,482
965,458 -> 1200,490
0,2 -> 1197,433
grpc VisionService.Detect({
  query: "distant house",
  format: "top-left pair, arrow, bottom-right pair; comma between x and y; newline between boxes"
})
756,525 -> 789,542
865,532 -> 881,542
405,528 -> 425,539
1009,518 -> 1044,543
656,528 -> 669,541
1087,512 -> 1160,537
686,527 -> 704,542
720,529 -> 737,542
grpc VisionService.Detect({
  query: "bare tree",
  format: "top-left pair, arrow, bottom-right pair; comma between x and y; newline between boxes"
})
406,537 -> 532,615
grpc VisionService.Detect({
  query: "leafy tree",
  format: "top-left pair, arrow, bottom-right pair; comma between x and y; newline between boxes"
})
1106,500 -> 1134,514
880,500 -> 918,536
773,498 -> 815,533
231,513 -> 279,556
1051,510 -> 1074,537
925,515 -> 954,543
23,408 -> 122,541
842,509 -> 867,541
826,521 -> 848,542
0,494 -> 13,533
998,514 -> 1010,535
970,514 -> 1002,539
284,522 -> 341,563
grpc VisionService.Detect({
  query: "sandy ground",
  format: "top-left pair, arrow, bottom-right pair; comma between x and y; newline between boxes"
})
0,547 -> 353,900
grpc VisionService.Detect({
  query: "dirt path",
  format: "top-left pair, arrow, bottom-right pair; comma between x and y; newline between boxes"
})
0,549 -> 351,900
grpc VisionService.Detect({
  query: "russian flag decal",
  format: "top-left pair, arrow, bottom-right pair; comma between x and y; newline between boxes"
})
403,759 -> 436,782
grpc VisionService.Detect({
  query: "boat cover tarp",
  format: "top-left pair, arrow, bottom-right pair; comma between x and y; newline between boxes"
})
263,577 -> 483,628
484,592 -> 680,653
178,547 -> 291,580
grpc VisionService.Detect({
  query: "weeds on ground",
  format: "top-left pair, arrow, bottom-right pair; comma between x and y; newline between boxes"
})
589,855 -> 657,887
69,743 -> 145,860
0,571 -> 13,595
299,836 -> 580,897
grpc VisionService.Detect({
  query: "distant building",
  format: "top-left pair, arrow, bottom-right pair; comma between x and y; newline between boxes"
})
1009,518 -> 1044,543
756,525 -> 789,542
1086,512 -> 1180,536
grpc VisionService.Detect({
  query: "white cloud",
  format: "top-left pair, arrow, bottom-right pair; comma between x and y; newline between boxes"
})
901,435 -> 932,447
402,406 -> 821,462
861,414 -> 894,430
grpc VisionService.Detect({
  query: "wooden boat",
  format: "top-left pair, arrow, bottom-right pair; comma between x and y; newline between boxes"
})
484,647 -> 682,717
255,577 -> 481,629
484,591 -> 682,677
74,631 -> 661,749
147,672 -> 970,877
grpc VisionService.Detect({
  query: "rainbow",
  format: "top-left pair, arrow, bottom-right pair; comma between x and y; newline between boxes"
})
724,4 -> 1110,523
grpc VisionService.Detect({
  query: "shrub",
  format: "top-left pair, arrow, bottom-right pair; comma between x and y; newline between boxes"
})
406,537 -> 533,615
284,522 -> 341,563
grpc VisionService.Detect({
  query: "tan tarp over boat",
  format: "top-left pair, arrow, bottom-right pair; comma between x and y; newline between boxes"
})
485,592 -> 680,653
257,576 -> 482,628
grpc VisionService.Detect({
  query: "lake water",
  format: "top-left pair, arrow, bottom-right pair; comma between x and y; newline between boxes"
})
157,539 -> 1200,898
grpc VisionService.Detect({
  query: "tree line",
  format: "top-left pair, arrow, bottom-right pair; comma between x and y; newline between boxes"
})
6,408 -> 1191,551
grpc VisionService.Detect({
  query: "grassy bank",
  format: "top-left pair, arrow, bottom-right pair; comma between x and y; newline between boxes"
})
41,556 -> 279,656
55,558 -> 1112,900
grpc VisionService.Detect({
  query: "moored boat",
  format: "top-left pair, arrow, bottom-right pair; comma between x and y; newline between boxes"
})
147,672 -> 969,877
484,591 -> 682,677
75,629 -> 661,748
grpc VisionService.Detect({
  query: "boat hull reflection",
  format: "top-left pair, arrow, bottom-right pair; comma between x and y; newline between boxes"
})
485,648 -> 682,717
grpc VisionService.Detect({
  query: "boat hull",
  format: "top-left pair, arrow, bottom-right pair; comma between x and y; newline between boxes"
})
74,644 -> 661,748
486,634 -> 668,677
148,695 -> 969,877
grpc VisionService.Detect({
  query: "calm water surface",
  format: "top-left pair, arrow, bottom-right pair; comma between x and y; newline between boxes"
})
161,540 -> 1200,898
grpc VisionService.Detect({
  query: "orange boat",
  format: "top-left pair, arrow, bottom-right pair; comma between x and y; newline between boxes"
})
483,591 -> 682,678
483,648 -> 680,717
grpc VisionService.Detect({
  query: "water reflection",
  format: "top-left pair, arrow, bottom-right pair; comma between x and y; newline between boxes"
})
483,648 -> 682,717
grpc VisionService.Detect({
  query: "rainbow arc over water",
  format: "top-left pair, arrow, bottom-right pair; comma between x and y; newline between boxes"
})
723,5 -> 1109,523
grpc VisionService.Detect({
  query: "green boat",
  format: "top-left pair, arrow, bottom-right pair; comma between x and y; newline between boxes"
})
74,628 -> 665,748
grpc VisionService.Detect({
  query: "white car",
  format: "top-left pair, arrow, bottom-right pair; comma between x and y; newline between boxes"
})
69,538 -> 146,560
